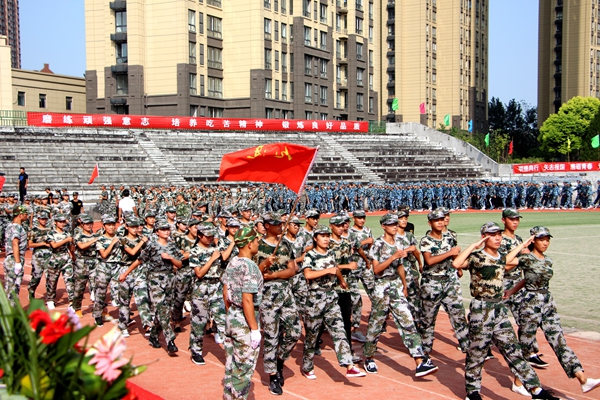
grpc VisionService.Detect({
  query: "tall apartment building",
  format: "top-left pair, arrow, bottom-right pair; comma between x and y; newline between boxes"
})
381,0 -> 488,132
538,0 -> 600,125
0,0 -> 20,69
85,0 -> 378,121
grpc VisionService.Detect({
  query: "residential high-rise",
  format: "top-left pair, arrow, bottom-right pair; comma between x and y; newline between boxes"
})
85,0 -> 378,121
380,0 -> 488,132
0,0 -> 20,69
538,0 -> 599,125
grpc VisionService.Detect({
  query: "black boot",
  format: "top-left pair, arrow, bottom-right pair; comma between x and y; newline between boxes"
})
148,336 -> 161,348
167,340 -> 178,354
276,358 -> 285,387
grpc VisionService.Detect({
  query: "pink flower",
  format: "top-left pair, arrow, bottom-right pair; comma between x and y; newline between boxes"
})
87,327 -> 129,382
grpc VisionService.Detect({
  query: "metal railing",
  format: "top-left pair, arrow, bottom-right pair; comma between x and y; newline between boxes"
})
0,110 -> 27,126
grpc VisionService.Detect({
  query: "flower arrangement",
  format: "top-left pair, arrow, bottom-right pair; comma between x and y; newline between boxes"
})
0,286 -> 145,400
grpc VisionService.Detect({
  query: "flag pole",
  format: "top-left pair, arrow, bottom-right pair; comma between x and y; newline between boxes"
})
272,146 -> 320,255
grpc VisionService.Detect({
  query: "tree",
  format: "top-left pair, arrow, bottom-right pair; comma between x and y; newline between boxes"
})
539,96 -> 600,160
488,97 -> 539,158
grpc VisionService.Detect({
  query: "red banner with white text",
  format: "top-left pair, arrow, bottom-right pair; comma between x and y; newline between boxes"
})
27,112 -> 369,133
512,161 -> 600,174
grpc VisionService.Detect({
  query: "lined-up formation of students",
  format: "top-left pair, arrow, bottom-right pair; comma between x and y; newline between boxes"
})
2,199 -> 599,400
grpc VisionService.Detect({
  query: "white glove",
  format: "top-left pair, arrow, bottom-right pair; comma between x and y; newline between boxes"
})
14,263 -> 23,274
250,330 -> 262,349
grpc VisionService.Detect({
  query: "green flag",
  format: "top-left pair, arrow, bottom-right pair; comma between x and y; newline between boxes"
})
444,114 -> 450,126
391,98 -> 399,111
484,133 -> 490,147
592,135 -> 600,149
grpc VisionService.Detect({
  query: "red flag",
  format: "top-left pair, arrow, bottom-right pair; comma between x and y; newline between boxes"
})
88,164 -> 99,184
218,143 -> 318,194
508,140 -> 514,155
419,102 -> 426,114
0,175 -> 5,192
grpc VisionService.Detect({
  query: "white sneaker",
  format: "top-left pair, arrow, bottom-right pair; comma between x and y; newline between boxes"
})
90,291 -> 95,302
121,329 -> 130,338
582,378 -> 600,393
46,301 -> 55,310
184,300 -> 192,312
511,383 -> 531,397
214,333 -> 224,344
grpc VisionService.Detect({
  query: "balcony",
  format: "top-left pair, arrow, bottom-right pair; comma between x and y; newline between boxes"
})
337,28 -> 348,38
305,96 -> 312,103
208,60 -> 222,69
110,32 -> 127,42
337,78 -> 348,87
110,97 -> 127,105
337,55 -> 348,64
386,81 -> 395,88
111,64 -> 128,73
109,1 -> 126,11
554,71 -> 562,79
207,29 -> 222,39
337,0 -> 348,12
208,0 -> 222,7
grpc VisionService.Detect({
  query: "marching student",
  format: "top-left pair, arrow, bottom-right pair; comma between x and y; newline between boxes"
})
3,205 -> 29,305
27,210 -> 52,300
46,213 -> 75,310
71,214 -> 99,317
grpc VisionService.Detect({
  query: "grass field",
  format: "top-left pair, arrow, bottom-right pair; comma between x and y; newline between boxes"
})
328,210 -> 600,334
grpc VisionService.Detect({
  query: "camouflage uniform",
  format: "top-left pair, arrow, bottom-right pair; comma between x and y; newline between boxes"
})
171,234 -> 197,323
396,231 -> 421,327
188,243 -> 226,357
3,222 -> 28,304
72,230 -> 99,311
118,236 -> 153,330
46,228 -> 75,303
282,234 -> 309,317
348,225 -> 375,329
363,236 -> 425,359
92,235 -> 123,318
139,239 -> 182,343
301,249 -> 353,372
517,253 -> 583,378
222,256 -> 263,400
328,235 -> 356,346
464,249 -> 542,395
419,233 -> 469,354
27,225 -> 52,298
254,238 -> 301,375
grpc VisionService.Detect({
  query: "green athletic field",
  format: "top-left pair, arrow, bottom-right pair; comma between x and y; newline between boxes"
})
327,211 -> 600,333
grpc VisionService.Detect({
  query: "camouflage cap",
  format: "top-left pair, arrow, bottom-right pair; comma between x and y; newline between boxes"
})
38,211 -> 50,219
329,215 -> 346,225
192,210 -> 204,217
234,226 -> 260,248
264,211 -> 283,224
80,214 -> 94,224
439,207 -> 451,215
289,215 -> 304,225
502,208 -> 522,219
154,219 -> 171,230
54,213 -> 68,222
126,217 -> 142,227
305,209 -> 321,219
12,205 -> 29,216
144,209 -> 157,218
226,218 -> 242,227
480,222 -> 502,235
217,210 -> 232,218
73,192 -> 79,196
530,226 -> 553,238
198,224 -> 217,237
380,213 -> 399,225
165,206 -> 176,213
8,193 -> 16,198
353,210 -> 366,218
187,218 -> 201,227
313,224 -> 331,236
238,203 -> 252,212
397,208 -> 410,218
102,214 -> 116,224
176,218 -> 188,225
427,209 -> 446,221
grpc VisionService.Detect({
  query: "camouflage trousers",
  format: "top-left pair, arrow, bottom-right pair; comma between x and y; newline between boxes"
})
28,249 -> 51,297
349,262 -> 375,330
503,279 -> 539,354
189,279 -> 226,356
148,270 -> 176,342
92,261 -> 121,319
465,298 -> 541,395
419,275 -> 469,354
290,273 -> 309,318
71,257 -> 97,311
260,282 -> 301,374
45,252 -> 74,303
363,277 -> 425,359
3,256 -> 25,305
518,291 -> 583,378
171,267 -> 196,323
118,267 -> 153,331
302,289 -> 353,372
223,305 -> 260,400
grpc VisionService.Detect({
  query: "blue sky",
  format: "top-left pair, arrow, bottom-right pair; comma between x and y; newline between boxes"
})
19,0 -> 539,108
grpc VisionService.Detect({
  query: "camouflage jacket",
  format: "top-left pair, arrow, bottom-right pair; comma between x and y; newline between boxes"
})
73,231 -> 99,259
48,229 -> 72,254
189,244 -> 221,279
4,223 -> 27,258
419,233 -> 456,278
466,249 -> 506,299
254,238 -> 292,276
120,236 -> 145,266
518,253 -> 554,291
223,256 -> 263,308
302,249 -> 338,291
499,234 -> 523,281
369,236 -> 402,280
28,226 -> 52,254
95,235 -> 123,263
138,239 -> 182,273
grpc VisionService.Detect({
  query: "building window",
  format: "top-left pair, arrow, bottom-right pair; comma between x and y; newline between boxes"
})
189,73 -> 197,95
304,83 -> 312,103
303,0 -> 311,17
369,2 -> 373,19
188,10 -> 196,32
208,107 -> 223,117
320,86 -> 327,105
199,44 -> 204,65
305,111 -> 313,119
355,17 -> 363,34
320,3 -> 327,22
320,31 -> 327,50
369,73 -> 373,90
304,27 -> 311,46
266,108 -> 273,118
200,75 -> 205,96
66,96 -> 73,111
356,68 -> 364,86
264,18 -> 272,40
282,52 -> 287,72
17,91 -> 25,106
208,77 -> 223,98
304,55 -> 312,75
116,42 -> 128,64
281,23 -> 288,43
116,11 -> 127,33
356,42 -> 363,60
356,0 -> 363,11
275,22 -> 279,41
265,48 -> 272,69
369,26 -> 373,42
199,12 -> 204,34
189,42 -> 197,64
281,0 -> 287,14
320,59 -> 327,78
369,50 -> 373,66
207,16 -> 222,38
264,0 -> 271,9
208,0 -> 222,7
190,105 -> 198,117
208,46 -> 222,69
265,78 -> 272,98
116,75 -> 128,95
282,82 -> 287,101
369,96 -> 374,113
275,50 -> 280,70
357,93 -> 364,110
275,80 -> 280,100
320,113 -> 328,120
